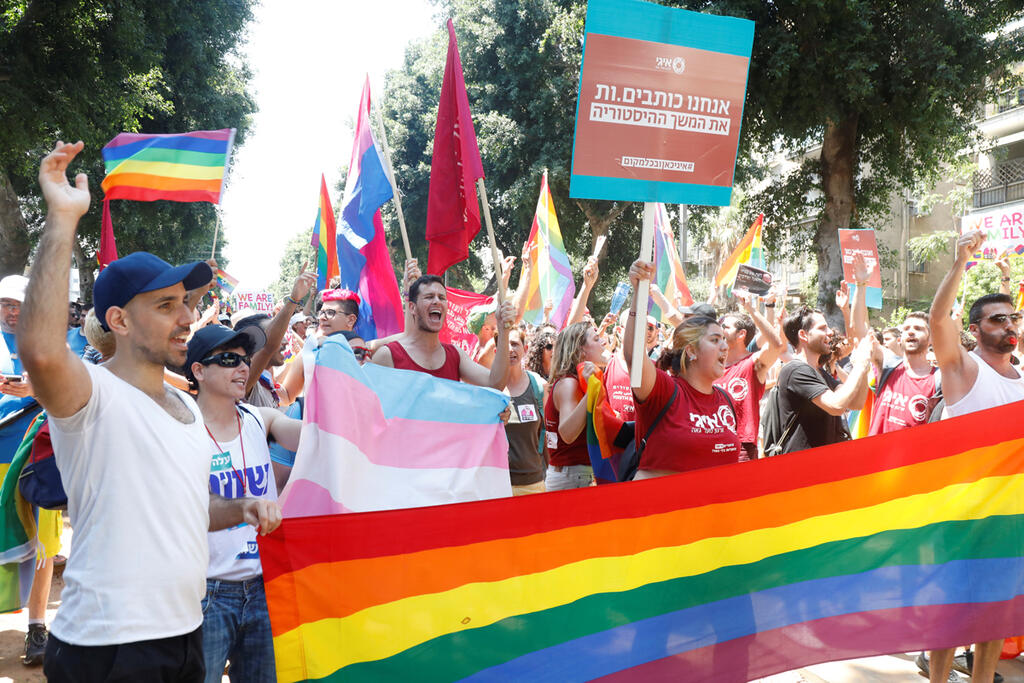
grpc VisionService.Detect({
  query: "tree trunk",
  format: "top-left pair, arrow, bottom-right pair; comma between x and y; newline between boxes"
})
816,115 -> 858,330
71,238 -> 95,305
0,170 -> 31,277
575,199 -> 630,264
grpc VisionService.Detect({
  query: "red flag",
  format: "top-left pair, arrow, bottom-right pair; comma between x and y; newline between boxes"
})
98,199 -> 119,270
425,19 -> 485,276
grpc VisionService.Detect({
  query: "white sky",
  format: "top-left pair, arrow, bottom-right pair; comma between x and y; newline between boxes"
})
218,0 -> 439,290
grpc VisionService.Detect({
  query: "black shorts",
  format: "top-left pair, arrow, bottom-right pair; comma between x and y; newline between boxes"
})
44,627 -> 204,682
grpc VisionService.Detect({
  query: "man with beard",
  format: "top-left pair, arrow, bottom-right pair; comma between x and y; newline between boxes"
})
923,230 -> 1024,683
773,306 -> 878,454
372,274 -> 514,388
868,311 -> 939,435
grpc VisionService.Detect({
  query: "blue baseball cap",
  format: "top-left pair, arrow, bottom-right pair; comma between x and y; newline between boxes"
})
184,324 -> 266,383
93,252 -> 213,331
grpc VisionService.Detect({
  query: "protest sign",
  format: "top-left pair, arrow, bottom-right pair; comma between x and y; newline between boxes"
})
569,0 -> 754,206
838,229 -> 883,309
961,204 -> 1024,260
732,263 -> 773,296
439,287 -> 495,355
233,290 -> 275,314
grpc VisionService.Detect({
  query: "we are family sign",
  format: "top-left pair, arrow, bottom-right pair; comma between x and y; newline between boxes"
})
569,0 -> 754,206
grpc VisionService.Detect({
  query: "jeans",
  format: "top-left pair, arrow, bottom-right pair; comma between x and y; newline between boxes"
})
544,464 -> 594,491
201,577 -> 275,683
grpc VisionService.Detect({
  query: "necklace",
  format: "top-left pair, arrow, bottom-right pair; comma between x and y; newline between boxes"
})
205,410 -> 248,496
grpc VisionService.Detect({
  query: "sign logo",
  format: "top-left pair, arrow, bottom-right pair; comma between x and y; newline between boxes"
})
655,56 -> 687,74
672,56 -> 686,74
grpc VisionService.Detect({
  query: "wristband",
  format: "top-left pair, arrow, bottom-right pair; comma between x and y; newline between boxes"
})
764,303 -> 775,308
1002,277 -> 1012,282
285,296 -> 301,307
628,311 -> 637,317
854,281 -> 868,286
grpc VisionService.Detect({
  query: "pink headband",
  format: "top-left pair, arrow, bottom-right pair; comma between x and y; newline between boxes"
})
322,288 -> 361,305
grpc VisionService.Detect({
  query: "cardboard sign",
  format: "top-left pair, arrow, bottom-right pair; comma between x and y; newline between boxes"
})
732,264 -> 773,296
838,229 -> 883,309
233,290 -> 275,314
961,204 -> 1024,260
439,287 -> 495,356
569,0 -> 754,206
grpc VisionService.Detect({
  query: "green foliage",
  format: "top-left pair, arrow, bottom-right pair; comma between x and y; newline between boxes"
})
270,228 -> 315,303
880,306 -> 912,329
961,260 -> 1024,312
907,230 -> 957,267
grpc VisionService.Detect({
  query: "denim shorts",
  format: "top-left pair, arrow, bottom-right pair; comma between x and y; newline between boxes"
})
544,464 -> 594,491
201,576 -> 275,683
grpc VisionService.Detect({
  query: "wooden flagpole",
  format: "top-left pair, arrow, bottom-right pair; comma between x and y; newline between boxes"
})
372,105 -> 413,262
476,178 -> 506,307
631,202 -> 656,388
210,210 -> 221,260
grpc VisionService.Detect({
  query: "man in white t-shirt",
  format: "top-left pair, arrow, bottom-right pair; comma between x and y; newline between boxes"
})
185,324 -> 300,683
18,141 -> 281,682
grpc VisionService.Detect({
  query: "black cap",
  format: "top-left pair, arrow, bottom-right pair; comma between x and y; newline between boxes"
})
683,302 -> 717,318
184,324 -> 266,382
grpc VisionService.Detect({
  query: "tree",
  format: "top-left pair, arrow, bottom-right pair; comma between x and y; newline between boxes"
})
270,228 -> 315,303
670,0 -> 1024,323
0,0 -> 256,299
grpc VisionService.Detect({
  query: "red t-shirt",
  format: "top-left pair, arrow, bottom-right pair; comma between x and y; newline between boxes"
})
867,364 -> 937,436
603,354 -> 635,421
387,341 -> 461,381
713,354 -> 764,445
634,369 -> 742,473
543,378 -> 591,467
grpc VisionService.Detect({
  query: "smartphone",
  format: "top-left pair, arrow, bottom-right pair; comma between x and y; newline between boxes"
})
1,374 -> 23,383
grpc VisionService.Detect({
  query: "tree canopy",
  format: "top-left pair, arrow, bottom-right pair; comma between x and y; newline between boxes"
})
0,0 -> 256,299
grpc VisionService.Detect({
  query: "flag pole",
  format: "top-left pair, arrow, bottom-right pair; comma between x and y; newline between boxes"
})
476,178 -> 506,307
631,202 -> 656,388
210,210 -> 222,260
372,104 -> 413,262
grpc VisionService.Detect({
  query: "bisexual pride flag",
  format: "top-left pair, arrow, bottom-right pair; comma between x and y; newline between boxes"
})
336,78 -> 403,340
262,397 -> 1024,682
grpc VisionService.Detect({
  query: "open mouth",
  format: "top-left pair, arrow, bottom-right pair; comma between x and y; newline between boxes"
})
428,309 -> 443,323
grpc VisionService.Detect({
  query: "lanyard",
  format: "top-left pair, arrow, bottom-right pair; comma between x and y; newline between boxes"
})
206,410 -> 248,496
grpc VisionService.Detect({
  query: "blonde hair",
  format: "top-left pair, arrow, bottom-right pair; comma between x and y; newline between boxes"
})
549,322 -> 592,384
658,315 -> 718,375
83,309 -> 116,359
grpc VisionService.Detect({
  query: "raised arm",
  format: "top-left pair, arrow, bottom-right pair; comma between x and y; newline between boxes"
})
739,295 -> 785,383
458,301 -> 515,389
566,256 -> 598,326
810,334 -> 877,415
649,284 -> 684,327
623,260 -> 658,402
996,250 -> 1013,296
848,253 -> 870,340
511,243 -> 532,324
835,281 -> 852,337
929,231 -> 982,378
245,266 -> 314,394
18,142 -> 93,418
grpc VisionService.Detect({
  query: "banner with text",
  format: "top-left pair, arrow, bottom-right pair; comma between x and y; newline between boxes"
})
233,290 -> 275,314
733,263 -> 773,296
838,229 -> 883,310
439,287 -> 494,356
569,0 -> 754,206
961,203 -> 1024,261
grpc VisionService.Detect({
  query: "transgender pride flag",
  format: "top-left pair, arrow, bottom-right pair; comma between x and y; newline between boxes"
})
337,77 -> 403,341
278,336 -> 512,516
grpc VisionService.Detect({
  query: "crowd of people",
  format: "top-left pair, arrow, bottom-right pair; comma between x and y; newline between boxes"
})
3,142 -> 1023,682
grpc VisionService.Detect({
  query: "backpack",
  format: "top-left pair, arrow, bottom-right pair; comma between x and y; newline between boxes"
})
18,412 -> 68,511
761,364 -> 802,458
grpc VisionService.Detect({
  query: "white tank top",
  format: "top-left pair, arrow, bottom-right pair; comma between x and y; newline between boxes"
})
946,351 -> 1024,417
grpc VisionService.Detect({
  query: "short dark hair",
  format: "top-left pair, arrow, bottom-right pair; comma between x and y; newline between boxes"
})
318,298 -> 358,318
234,313 -> 269,332
969,293 -> 1013,325
408,274 -> 445,302
721,313 -> 755,345
903,311 -> 929,327
883,327 -> 900,337
782,306 -> 820,348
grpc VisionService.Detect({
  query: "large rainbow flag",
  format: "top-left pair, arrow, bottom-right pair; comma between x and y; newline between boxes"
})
101,129 -> 235,203
277,335 -> 511,517
714,212 -> 764,289
261,398 -> 1024,682
651,203 -> 693,321
311,175 -> 339,291
521,171 -> 575,328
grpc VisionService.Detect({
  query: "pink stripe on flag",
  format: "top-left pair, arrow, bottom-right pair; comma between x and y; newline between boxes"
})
306,365 -> 509,470
281,479 -> 354,516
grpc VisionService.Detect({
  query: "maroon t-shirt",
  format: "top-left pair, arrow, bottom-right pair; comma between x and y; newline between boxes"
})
634,369 -> 742,473
867,364 -> 937,436
543,378 -> 591,467
386,341 -> 461,381
603,354 -> 636,421
713,354 -> 765,445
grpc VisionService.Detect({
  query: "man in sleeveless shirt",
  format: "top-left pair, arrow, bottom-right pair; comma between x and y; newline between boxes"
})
925,230 -> 1024,683
20,141 -> 281,682
372,273 -> 515,389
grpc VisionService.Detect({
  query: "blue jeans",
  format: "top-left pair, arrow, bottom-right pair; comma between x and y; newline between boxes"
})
201,577 -> 275,683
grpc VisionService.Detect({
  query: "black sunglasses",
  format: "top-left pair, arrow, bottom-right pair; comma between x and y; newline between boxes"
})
984,313 -> 1023,325
200,351 -> 251,368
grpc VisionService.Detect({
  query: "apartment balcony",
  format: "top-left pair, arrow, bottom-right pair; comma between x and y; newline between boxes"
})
973,158 -> 1024,209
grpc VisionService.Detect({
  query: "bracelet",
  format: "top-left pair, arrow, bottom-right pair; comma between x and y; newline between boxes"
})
285,296 -> 301,307
628,311 -> 637,317
1002,277 -> 1012,282
854,281 -> 868,286
764,303 -> 775,308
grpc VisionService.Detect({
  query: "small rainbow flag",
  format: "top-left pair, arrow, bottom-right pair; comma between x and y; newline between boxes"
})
101,129 -> 235,203
1016,281 -> 1024,312
651,203 -> 693,321
215,268 -> 239,296
310,175 -> 339,291
584,369 -> 625,485
522,171 -> 575,328
714,213 -> 764,288
260,399 -> 1024,682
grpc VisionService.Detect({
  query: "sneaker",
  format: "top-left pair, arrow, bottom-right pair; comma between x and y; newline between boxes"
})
23,623 -> 46,666
915,651 -> 964,682
951,650 -> 1003,683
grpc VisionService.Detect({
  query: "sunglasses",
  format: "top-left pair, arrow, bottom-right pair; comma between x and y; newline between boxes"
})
200,351 -> 251,368
983,313 -> 1023,325
352,346 -> 369,360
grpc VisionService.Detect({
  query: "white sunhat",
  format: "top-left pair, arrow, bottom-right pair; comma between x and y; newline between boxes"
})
0,275 -> 29,303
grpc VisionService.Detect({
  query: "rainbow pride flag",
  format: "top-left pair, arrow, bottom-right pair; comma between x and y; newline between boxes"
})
522,171 -> 575,328
311,175 -> 339,291
277,335 -> 511,517
714,212 -> 764,288
261,398 -> 1024,682
215,268 -> 239,296
584,370 -> 624,485
651,203 -> 693,321
1016,281 -> 1024,312
101,129 -> 235,203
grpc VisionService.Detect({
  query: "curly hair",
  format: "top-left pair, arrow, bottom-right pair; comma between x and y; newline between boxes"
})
525,329 -> 554,378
